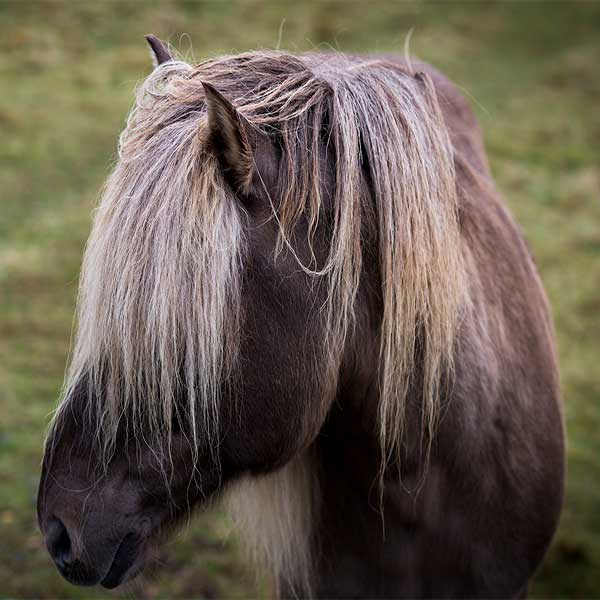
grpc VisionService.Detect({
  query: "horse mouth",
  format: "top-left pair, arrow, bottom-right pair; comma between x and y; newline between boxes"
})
100,532 -> 145,589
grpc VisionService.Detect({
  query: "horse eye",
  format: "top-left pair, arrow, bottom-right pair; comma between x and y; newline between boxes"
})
171,412 -> 183,434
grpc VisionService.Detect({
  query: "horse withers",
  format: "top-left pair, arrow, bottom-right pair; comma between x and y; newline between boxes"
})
37,36 -> 565,597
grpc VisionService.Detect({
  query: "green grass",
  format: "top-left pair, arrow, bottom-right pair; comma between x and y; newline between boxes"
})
1,1 -> 599,597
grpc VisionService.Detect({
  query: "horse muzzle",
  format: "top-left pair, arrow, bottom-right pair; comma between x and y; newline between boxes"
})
42,513 -> 148,588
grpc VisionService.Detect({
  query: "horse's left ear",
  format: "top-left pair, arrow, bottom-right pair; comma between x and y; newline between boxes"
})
202,81 -> 264,195
145,34 -> 172,66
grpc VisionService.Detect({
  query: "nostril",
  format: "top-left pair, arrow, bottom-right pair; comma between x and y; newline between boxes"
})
46,516 -> 72,569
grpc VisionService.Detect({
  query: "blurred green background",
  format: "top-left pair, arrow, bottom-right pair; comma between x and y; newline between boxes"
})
1,1 -> 599,598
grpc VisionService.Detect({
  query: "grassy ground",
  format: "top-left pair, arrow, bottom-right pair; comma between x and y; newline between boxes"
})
1,1 -> 599,597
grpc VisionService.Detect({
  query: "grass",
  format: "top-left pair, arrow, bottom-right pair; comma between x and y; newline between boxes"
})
1,1 -> 599,597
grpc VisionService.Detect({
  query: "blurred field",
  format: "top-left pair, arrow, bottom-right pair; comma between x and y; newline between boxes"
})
1,2 -> 599,598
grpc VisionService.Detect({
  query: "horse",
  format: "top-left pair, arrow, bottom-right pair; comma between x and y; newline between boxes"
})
37,35 -> 565,598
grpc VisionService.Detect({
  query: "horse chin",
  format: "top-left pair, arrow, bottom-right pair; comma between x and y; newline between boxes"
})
99,533 -> 147,589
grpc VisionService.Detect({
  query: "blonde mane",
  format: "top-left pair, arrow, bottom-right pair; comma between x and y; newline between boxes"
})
51,49 -> 463,596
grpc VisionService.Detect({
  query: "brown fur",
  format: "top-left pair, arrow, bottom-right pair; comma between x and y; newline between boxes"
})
38,44 -> 564,598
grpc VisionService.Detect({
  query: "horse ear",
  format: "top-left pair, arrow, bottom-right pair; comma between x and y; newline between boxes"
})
145,34 -> 172,66
201,81 -> 258,194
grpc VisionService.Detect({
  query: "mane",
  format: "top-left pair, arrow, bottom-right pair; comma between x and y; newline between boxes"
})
50,49 -> 463,596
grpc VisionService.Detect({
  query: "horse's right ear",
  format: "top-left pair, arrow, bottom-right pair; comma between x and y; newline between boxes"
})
145,34 -> 172,66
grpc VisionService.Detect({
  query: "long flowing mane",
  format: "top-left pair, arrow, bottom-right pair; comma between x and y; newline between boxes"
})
51,49 -> 464,594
